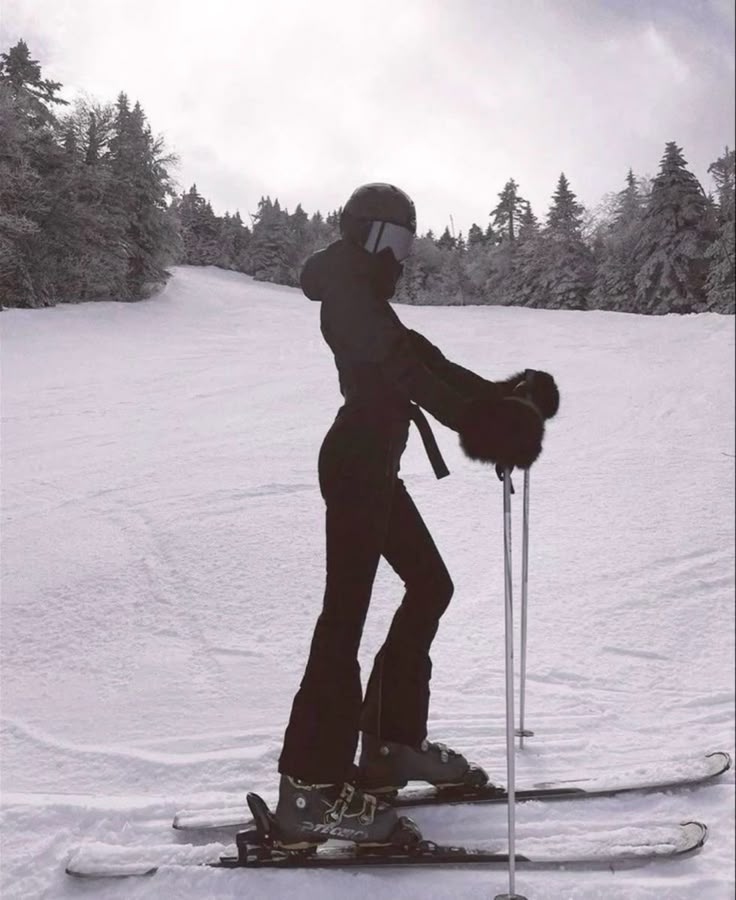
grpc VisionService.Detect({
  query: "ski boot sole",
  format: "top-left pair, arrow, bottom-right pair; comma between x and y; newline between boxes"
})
363,764 -> 491,800
246,792 -> 422,857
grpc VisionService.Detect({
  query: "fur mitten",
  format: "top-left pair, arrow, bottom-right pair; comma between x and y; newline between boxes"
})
459,396 -> 544,469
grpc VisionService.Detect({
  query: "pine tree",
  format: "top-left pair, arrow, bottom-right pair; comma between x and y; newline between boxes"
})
232,211 -> 252,270
467,223 -> 485,247
286,202 -> 310,283
547,173 -> 584,237
491,178 -> 528,242
62,98 -> 115,166
502,202 -> 542,307
396,237 -> 439,304
634,142 -> 714,313
484,182 -> 532,305
85,112 -> 101,164
704,147 -> 735,313
427,246 -> 464,304
249,197 -> 294,284
517,173 -> 593,309
107,95 -> 178,298
216,210 -> 251,270
436,226 -> 456,250
305,208 -> 338,250
0,41 -> 75,305
52,99 -> 130,301
0,39 -> 68,127
461,223 -> 495,303
618,169 -> 646,223
590,169 -> 646,310
517,203 -> 535,235
0,83 -> 42,305
178,185 -> 206,262
481,242 -> 515,305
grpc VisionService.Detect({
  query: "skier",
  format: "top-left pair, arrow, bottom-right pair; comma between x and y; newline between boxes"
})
275,183 -> 559,849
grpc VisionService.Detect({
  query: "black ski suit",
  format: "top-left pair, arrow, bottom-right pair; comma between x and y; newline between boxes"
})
278,239 -> 496,784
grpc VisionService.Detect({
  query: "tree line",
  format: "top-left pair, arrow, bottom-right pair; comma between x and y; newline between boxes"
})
1,40 -> 733,314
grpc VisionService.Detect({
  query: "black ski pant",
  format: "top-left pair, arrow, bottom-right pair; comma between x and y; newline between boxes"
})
278,413 -> 454,784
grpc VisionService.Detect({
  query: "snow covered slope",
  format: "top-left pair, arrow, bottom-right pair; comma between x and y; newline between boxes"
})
1,265 -> 734,899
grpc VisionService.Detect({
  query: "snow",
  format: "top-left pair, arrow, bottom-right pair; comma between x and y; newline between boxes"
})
1,264 -> 734,899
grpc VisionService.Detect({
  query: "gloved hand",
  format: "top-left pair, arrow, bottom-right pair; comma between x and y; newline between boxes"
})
458,395 -> 544,469
473,369 -> 559,420
517,370 -> 559,420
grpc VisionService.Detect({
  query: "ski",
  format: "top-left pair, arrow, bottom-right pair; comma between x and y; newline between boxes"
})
172,749 -> 731,832
66,819 -> 708,877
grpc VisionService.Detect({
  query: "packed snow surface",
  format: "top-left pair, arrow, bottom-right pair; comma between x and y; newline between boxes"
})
1,266 -> 734,899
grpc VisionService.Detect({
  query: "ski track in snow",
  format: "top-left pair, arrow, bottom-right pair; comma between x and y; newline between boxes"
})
1,266 -> 734,899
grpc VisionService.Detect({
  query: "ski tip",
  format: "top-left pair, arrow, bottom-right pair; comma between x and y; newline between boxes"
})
706,751 -> 732,774
680,821 -> 708,853
66,863 -> 159,879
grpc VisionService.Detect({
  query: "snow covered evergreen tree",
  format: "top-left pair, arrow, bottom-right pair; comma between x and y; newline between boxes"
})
171,186 -> 253,272
0,83 -> 43,305
397,234 -> 468,305
0,39 -> 67,127
475,180 -> 531,305
395,236 -> 436,304
284,203 -> 310,284
436,226 -> 457,251
467,223 -> 485,248
107,96 -> 178,299
249,197 -> 295,284
704,147 -> 735,313
298,209 -> 337,270
177,185 -> 221,265
0,41 -> 68,305
218,210 -> 251,271
483,241 -> 516,305
506,203 -> 547,307
513,174 -> 593,309
53,100 -> 130,301
633,142 -> 714,314
590,169 -> 646,311
543,173 -> 594,309
517,203 -> 539,241
490,178 -> 528,242
461,223 -> 495,302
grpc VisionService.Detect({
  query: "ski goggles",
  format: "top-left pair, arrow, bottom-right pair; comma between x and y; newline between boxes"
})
363,220 -> 415,262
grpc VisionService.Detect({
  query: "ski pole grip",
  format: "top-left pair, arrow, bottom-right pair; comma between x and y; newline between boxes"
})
496,464 -> 515,493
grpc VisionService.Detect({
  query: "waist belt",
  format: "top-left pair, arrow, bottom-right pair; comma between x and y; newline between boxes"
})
409,404 -> 450,480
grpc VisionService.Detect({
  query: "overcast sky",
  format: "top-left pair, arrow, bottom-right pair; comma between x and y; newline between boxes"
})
2,0 -> 734,235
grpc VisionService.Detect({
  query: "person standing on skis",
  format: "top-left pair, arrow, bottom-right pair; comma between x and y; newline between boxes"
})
275,183 -> 560,849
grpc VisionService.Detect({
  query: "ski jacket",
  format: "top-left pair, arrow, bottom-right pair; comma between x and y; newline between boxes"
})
300,240 -> 492,479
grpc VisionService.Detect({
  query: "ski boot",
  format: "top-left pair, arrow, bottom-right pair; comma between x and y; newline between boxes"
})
273,774 -> 422,852
358,733 -> 490,797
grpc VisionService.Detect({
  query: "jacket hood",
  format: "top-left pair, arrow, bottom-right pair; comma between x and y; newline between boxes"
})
300,241 -> 345,302
300,239 -> 402,303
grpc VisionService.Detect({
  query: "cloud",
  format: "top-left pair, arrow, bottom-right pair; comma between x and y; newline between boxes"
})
2,0 -> 734,234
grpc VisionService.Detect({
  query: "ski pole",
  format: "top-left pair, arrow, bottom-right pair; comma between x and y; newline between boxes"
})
516,470 -> 534,749
494,467 -> 527,900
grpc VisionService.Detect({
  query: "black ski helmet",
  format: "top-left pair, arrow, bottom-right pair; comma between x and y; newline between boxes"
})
340,183 -> 417,249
